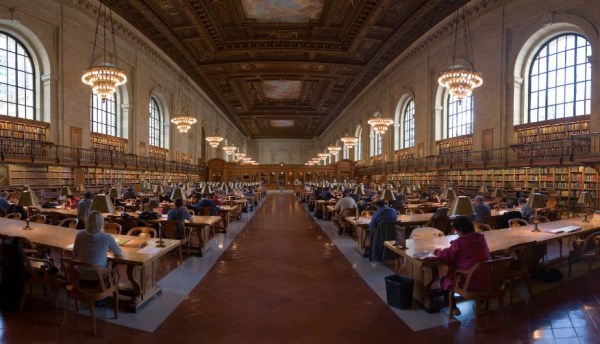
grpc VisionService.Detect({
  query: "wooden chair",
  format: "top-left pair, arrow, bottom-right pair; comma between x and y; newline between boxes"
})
160,220 -> 185,263
18,237 -> 61,310
127,227 -> 156,239
475,223 -> 493,232
503,242 -> 536,304
104,222 -> 122,235
5,212 -> 22,220
61,258 -> 119,335
568,230 -> 600,277
508,218 -> 529,228
58,218 -> 79,228
449,257 -> 512,332
338,208 -> 358,236
409,208 -> 425,214
29,214 -> 47,224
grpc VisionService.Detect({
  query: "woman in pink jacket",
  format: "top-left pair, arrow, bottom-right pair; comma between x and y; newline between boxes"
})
434,216 -> 491,315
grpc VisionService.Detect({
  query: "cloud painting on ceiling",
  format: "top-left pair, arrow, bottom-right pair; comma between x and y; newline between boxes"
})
241,0 -> 324,23
270,120 -> 295,127
262,80 -> 303,100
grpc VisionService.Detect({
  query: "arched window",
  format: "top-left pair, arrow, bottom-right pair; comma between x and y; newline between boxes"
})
149,97 -> 162,147
201,127 -> 206,160
354,125 -> 362,161
446,95 -> 473,138
402,99 -> 415,148
342,144 -> 349,160
90,93 -> 117,136
370,129 -> 382,156
528,34 -> 591,122
0,32 -> 35,119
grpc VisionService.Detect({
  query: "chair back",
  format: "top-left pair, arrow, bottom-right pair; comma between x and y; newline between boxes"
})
5,213 -> 22,220
505,241 -> 537,276
29,214 -> 47,224
127,226 -> 156,239
61,258 -> 116,299
498,211 -> 522,228
200,206 -> 216,216
104,222 -> 122,235
508,218 -> 529,228
339,208 -> 357,218
475,223 -> 493,232
454,257 -> 512,298
58,218 -> 79,228
425,207 -> 451,235
160,220 -> 186,241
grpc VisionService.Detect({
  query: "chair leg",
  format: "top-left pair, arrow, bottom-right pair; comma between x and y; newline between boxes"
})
474,298 -> 480,332
448,291 -> 454,320
568,255 -> 573,277
89,301 -> 96,335
61,297 -> 69,327
114,290 -> 119,319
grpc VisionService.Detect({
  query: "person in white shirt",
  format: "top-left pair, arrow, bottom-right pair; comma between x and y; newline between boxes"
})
333,190 -> 358,234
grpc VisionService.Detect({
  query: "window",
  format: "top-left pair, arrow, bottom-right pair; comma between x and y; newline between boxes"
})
90,93 -> 117,136
0,32 -> 35,119
354,125 -> 362,161
149,98 -> 162,147
343,144 -> 349,160
447,95 -> 473,138
370,130 -> 382,156
403,99 -> 415,148
528,34 -> 591,122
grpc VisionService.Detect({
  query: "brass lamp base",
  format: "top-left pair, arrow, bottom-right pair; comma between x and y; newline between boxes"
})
23,219 -> 33,230
582,214 -> 589,223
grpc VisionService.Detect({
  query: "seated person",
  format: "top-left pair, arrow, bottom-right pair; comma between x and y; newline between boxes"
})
427,192 -> 441,203
122,187 -> 137,200
167,198 -> 192,239
369,200 -> 398,230
472,195 -> 491,224
333,190 -> 358,232
0,191 -> 10,215
434,216 -> 491,315
142,199 -> 160,212
519,197 -> 535,219
195,195 -> 221,215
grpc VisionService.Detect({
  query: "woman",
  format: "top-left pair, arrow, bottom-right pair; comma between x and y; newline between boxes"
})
433,216 -> 491,315
73,211 -> 122,281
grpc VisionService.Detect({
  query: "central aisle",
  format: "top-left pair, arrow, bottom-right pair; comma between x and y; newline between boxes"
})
154,192 -> 420,342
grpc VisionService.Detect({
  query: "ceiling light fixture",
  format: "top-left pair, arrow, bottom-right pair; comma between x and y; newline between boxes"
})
234,152 -> 246,160
328,146 -> 341,155
222,145 -> 237,155
81,3 -> 127,101
171,70 -> 197,133
341,135 -> 358,148
206,136 -> 223,148
368,112 -> 394,135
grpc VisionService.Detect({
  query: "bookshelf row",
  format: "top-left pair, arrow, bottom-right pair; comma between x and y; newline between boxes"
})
83,167 -> 199,190
437,135 -> 473,154
383,165 -> 599,208
149,145 -> 168,160
0,115 -> 48,142
91,133 -> 127,153
515,117 -> 590,144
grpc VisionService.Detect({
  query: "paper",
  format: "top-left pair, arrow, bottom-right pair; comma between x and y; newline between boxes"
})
413,251 -> 436,259
137,246 -> 161,255
543,226 -> 581,234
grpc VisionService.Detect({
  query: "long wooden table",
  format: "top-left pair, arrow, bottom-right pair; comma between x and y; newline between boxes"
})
346,213 -> 433,256
0,217 -> 180,312
384,218 -> 599,312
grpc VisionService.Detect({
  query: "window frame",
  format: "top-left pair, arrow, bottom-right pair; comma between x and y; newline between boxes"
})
90,93 -> 118,136
0,31 -> 36,120
149,97 -> 162,147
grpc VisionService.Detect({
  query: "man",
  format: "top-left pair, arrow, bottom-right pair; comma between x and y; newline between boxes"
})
472,195 -> 491,224
369,200 -> 398,230
519,197 -> 535,219
333,190 -> 358,234
77,192 -> 93,227
0,191 -> 10,215
167,198 -> 192,239
122,187 -> 137,200
194,194 -> 221,215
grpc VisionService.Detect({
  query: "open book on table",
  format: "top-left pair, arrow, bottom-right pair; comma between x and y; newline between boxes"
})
542,225 -> 581,234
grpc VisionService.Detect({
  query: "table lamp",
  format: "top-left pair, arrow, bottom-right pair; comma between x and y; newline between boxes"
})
401,186 -> 411,196
577,191 -> 594,223
23,185 -> 32,191
154,184 -> 165,194
76,184 -> 85,193
171,187 -> 186,201
108,187 -> 119,201
491,188 -> 505,198
200,184 -> 212,196
60,186 -> 72,197
354,184 -> 365,197
526,193 -> 546,232
90,194 -> 115,214
18,190 -> 39,230
449,196 -> 475,218
382,188 -> 396,206
478,184 -> 488,196
441,188 -> 456,202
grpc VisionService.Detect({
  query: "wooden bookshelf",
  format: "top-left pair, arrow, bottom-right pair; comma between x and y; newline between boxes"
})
437,135 -> 473,154
0,115 -> 49,142
91,133 -> 127,152
514,116 -> 590,144
149,145 -> 168,160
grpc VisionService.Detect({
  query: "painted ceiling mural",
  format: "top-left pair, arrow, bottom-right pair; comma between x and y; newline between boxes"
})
103,0 -> 470,139
240,0 -> 324,23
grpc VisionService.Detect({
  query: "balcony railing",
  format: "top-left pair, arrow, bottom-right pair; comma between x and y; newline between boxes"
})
355,132 -> 597,176
0,137 -> 206,175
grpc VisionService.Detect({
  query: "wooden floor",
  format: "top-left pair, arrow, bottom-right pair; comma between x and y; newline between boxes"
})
3,192 -> 600,343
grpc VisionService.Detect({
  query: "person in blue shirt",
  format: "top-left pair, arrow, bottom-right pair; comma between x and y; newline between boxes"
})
167,198 -> 192,239
369,200 -> 398,230
472,195 -> 491,224
0,191 -> 10,215
194,194 -> 221,215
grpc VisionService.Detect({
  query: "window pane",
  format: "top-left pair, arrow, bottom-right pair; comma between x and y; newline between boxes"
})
446,95 -> 473,138
90,93 -> 118,136
0,32 -> 36,119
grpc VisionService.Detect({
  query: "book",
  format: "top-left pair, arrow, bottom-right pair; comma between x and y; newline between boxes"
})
542,226 -> 581,234
116,238 -> 147,248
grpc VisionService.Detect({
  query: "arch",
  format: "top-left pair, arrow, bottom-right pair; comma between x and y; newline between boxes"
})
148,86 -> 170,149
354,123 -> 363,161
0,21 -> 52,123
395,95 -> 415,150
434,84 -> 473,140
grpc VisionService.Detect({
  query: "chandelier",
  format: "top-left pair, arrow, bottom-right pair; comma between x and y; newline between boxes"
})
328,146 -> 341,155
438,4 -> 483,101
318,153 -> 329,161
234,152 -> 246,160
81,4 -> 127,101
206,136 -> 223,148
222,145 -> 237,155
171,114 -> 197,133
367,112 -> 394,135
341,136 -> 358,148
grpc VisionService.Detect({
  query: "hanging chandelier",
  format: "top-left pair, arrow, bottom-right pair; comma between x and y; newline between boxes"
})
438,4 -> 483,101
341,136 -> 358,148
206,136 -> 223,148
222,145 -> 237,155
367,112 -> 394,135
328,146 -> 341,155
318,153 -> 329,161
81,4 -> 127,101
171,113 -> 197,133
171,70 -> 197,133
234,152 -> 246,160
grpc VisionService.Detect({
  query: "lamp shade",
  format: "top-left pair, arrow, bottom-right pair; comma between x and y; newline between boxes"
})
526,193 -> 546,209
491,188 -> 505,198
449,196 -> 475,216
90,194 -> 115,214
18,191 -> 39,207
577,191 -> 594,206
76,184 -> 85,193
23,185 -> 32,191
200,184 -> 213,195
478,185 -> 488,195
382,189 -> 396,202
354,184 -> 365,196
154,184 -> 165,194
108,187 -> 119,199
402,186 -> 412,196
60,186 -> 72,197
441,188 -> 456,201
171,187 -> 186,201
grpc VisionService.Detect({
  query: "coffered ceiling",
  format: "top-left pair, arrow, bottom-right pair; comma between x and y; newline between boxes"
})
103,0 -> 468,139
